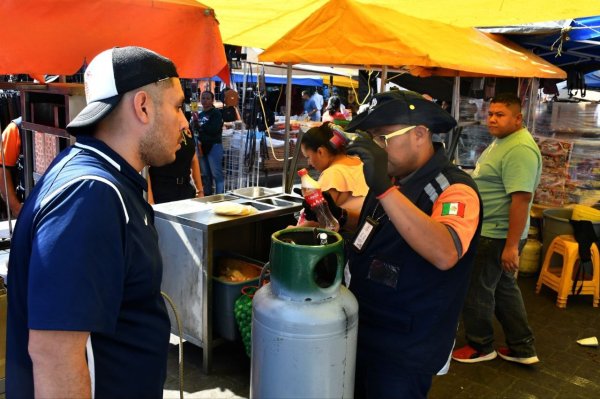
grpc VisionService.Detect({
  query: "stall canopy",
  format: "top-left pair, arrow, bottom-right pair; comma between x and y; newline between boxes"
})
0,0 -> 230,83
324,75 -> 358,89
215,72 -> 323,86
202,0 -> 600,50
584,71 -> 600,89
502,16 -> 600,74
214,72 -> 358,88
259,0 -> 566,79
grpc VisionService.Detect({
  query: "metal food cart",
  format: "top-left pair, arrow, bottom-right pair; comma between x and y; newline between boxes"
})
153,189 -> 302,373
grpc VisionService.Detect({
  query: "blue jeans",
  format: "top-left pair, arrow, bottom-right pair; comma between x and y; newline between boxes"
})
199,143 -> 224,195
462,237 -> 537,357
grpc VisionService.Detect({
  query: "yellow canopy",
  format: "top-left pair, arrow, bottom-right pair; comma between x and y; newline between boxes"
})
258,0 -> 566,79
323,75 -> 359,89
203,0 -> 600,49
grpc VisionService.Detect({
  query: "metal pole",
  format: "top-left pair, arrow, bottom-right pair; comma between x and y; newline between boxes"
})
0,135 -> 13,237
241,57 -> 248,123
451,76 -> 461,162
528,78 -> 540,133
380,66 -> 388,93
282,64 -> 293,193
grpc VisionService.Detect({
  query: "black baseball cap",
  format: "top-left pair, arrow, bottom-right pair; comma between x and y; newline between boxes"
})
346,90 -> 457,133
67,46 -> 179,135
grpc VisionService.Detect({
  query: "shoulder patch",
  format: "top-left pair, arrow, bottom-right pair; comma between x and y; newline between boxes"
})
441,202 -> 465,217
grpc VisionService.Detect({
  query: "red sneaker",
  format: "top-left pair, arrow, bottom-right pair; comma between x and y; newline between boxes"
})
497,347 -> 539,365
452,345 -> 497,363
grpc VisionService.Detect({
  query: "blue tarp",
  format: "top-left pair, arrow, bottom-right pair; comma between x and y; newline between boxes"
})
214,72 -> 322,86
508,16 -> 600,74
585,71 -> 600,88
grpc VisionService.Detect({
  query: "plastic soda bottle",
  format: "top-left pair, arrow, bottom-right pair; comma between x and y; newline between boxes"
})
327,123 -> 360,151
297,168 -> 340,232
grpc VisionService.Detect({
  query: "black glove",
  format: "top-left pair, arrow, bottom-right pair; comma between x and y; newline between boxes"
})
346,136 -> 392,197
294,188 -> 343,222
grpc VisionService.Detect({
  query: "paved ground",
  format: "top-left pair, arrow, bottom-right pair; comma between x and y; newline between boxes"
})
165,274 -> 600,398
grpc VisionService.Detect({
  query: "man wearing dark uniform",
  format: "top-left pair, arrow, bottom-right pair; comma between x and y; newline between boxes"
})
342,91 -> 482,398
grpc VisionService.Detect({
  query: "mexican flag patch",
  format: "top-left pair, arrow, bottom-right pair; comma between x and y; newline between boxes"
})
441,202 -> 465,217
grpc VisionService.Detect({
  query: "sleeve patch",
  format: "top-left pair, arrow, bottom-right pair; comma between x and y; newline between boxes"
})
441,202 -> 465,217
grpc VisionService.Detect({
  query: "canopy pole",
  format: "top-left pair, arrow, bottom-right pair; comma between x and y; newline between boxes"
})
380,66 -> 388,93
527,78 -> 539,133
241,56 -> 248,122
282,63 -> 293,193
450,76 -> 461,162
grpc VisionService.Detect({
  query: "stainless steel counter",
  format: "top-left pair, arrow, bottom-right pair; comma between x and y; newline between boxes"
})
153,191 -> 302,373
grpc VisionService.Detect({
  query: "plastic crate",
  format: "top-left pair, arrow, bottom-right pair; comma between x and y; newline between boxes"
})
213,254 -> 263,341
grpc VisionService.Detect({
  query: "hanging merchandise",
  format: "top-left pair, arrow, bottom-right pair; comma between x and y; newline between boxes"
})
567,70 -> 587,98
484,77 -> 496,100
0,90 -> 21,131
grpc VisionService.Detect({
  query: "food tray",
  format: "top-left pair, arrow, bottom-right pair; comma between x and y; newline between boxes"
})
231,186 -> 278,200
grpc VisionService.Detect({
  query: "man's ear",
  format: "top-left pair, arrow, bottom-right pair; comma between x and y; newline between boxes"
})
414,125 -> 430,138
133,90 -> 151,124
516,112 -> 524,126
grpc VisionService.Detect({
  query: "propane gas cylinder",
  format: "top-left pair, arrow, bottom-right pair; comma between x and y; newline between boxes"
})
519,226 -> 542,276
519,238 -> 543,276
250,228 -> 358,399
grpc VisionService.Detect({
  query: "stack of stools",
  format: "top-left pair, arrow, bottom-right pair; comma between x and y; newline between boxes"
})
536,234 -> 600,308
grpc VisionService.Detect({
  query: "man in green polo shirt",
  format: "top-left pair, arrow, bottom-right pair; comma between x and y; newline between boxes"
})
453,93 -> 542,365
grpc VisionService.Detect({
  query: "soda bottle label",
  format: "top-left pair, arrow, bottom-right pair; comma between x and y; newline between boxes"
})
305,189 -> 325,208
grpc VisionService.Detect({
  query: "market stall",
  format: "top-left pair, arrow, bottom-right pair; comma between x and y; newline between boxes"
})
257,0 -> 566,191
153,190 -> 302,372
0,0 -> 234,378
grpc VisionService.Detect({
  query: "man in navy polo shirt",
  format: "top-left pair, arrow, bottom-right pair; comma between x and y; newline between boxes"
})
6,46 -> 188,398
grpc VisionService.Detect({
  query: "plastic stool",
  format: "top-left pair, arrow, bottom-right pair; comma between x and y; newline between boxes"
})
535,235 -> 599,308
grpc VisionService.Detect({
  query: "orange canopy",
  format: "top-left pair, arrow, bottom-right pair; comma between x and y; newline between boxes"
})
259,0 -> 566,79
404,34 -> 567,78
0,0 -> 230,83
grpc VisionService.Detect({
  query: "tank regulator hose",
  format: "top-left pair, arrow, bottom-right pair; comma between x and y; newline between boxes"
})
161,291 -> 184,399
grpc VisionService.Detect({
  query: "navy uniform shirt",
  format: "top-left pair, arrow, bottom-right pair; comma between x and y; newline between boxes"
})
6,136 -> 170,398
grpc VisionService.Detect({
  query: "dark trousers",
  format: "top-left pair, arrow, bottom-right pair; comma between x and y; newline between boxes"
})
354,349 -> 433,399
462,237 -> 537,357
152,177 -> 195,204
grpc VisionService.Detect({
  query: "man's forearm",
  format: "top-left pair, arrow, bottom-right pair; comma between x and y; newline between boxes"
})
191,153 -> 203,194
506,191 -> 532,249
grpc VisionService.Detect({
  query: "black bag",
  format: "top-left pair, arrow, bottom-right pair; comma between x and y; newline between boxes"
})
570,220 -> 599,295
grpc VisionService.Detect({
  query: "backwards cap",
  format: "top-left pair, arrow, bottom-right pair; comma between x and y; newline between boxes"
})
67,46 -> 179,135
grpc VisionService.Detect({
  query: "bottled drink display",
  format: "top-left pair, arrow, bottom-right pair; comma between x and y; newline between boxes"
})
297,168 -> 340,232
